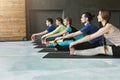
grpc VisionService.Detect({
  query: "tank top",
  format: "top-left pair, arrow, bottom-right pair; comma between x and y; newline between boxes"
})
104,24 -> 120,46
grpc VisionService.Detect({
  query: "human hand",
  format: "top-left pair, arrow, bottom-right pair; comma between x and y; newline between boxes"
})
31,34 -> 37,42
55,37 -> 63,41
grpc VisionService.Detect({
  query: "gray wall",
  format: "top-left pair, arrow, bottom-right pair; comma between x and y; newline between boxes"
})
26,0 -> 120,39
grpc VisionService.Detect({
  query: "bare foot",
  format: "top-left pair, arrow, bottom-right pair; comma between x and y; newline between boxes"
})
45,41 -> 49,47
54,48 -> 58,51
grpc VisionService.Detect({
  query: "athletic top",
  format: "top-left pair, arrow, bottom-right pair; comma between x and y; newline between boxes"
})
80,23 -> 103,45
46,25 -> 56,32
66,26 -> 84,40
104,24 -> 120,46
42,25 -> 66,38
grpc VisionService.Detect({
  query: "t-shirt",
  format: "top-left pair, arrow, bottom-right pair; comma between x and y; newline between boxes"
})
80,23 -> 102,45
46,25 -> 56,32
42,25 -> 66,38
66,26 -> 84,40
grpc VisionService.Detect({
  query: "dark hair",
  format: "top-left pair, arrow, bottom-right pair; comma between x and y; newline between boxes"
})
56,17 -> 63,24
99,9 -> 111,22
64,17 -> 72,25
82,12 -> 95,21
46,18 -> 53,24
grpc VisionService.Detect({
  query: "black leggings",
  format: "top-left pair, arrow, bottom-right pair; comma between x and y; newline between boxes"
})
74,42 -> 101,50
111,45 -> 120,56
55,44 -> 69,51
55,42 -> 101,51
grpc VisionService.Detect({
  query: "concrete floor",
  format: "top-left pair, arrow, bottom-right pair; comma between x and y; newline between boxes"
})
0,41 -> 120,80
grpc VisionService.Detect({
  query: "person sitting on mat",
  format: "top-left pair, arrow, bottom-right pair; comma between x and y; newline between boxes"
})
55,12 -> 103,51
70,9 -> 120,56
41,17 -> 66,44
44,17 -> 84,50
31,18 -> 56,42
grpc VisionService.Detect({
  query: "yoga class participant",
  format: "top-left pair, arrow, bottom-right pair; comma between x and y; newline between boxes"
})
70,10 -> 120,56
55,12 -> 103,51
31,18 -> 56,42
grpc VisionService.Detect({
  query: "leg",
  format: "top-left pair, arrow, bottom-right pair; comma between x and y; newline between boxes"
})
31,34 -> 42,42
41,38 -> 44,44
111,45 -> 120,56
74,42 -> 100,50
48,41 -> 56,47
41,37 -> 47,44
44,37 -> 56,45
69,42 -> 94,55
69,46 -> 75,55
54,40 -> 73,51
74,46 -> 113,56
31,34 -> 36,42
55,45 -> 69,51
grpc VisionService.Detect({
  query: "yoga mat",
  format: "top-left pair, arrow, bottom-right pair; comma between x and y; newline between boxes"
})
43,52 -> 116,58
33,42 -> 42,45
38,48 -> 69,53
34,45 -> 46,48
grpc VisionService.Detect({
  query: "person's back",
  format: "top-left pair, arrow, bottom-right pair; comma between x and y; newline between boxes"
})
65,26 -> 83,40
46,25 -> 56,33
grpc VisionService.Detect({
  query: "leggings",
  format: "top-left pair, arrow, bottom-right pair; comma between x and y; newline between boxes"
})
55,39 -> 75,51
55,45 -> 70,51
55,42 -> 101,51
111,45 -> 120,56
49,40 -> 73,51
74,42 -> 101,50
74,45 -> 120,56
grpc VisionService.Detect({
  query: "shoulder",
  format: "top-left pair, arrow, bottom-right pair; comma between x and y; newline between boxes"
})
105,23 -> 113,29
56,25 -> 65,29
50,25 -> 55,28
60,25 -> 66,28
66,26 -> 72,30
106,23 -> 112,27
67,26 -> 71,29
86,23 -> 95,28
106,23 -> 119,32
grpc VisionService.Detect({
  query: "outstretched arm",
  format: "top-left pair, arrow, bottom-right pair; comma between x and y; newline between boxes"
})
47,30 -> 67,38
31,30 -> 48,42
55,31 -> 82,41
39,30 -> 48,35
70,26 -> 110,47
63,31 -> 82,39
41,26 -> 62,39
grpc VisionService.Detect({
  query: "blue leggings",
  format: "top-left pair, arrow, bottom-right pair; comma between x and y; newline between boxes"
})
49,40 -> 74,47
